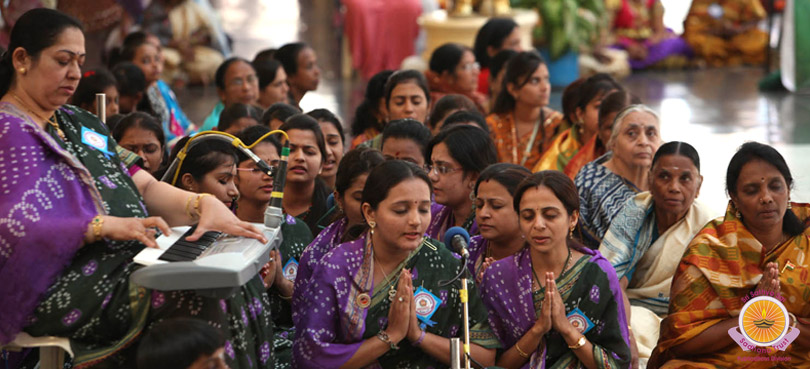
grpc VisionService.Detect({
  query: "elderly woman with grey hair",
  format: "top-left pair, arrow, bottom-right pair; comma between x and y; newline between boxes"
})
574,105 -> 663,248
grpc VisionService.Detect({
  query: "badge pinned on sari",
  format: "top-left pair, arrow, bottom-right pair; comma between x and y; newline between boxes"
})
414,286 -> 441,328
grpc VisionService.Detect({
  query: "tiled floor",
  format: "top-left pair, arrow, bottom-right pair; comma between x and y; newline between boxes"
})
178,0 -> 810,216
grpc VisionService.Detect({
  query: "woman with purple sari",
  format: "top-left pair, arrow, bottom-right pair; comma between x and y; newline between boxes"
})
294,147 -> 385,314
426,125 -> 498,241
0,9 -> 272,367
480,171 -> 632,368
468,163 -> 531,281
292,160 -> 500,368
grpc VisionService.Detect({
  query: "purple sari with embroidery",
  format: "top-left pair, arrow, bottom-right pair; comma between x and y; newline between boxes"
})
480,246 -> 631,369
292,232 -> 499,368
426,202 -> 478,242
292,217 -> 348,324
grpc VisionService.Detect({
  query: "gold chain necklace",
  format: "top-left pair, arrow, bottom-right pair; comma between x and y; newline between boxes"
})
372,246 -> 398,302
10,92 -> 65,140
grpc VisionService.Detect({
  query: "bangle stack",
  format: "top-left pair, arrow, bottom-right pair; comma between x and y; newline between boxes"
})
413,329 -> 426,347
186,193 -> 212,220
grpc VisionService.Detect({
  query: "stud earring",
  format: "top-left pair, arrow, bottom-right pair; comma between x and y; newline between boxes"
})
18,68 -> 26,75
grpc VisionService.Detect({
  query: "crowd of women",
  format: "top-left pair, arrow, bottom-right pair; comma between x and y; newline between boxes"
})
1,6 -> 807,369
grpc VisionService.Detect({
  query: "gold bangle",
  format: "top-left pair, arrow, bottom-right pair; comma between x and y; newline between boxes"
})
789,312 -> 798,328
514,341 -> 530,359
192,193 -> 212,220
185,194 -> 196,219
91,215 -> 104,241
568,335 -> 587,350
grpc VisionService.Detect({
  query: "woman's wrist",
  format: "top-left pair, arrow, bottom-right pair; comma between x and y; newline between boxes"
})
84,215 -> 105,243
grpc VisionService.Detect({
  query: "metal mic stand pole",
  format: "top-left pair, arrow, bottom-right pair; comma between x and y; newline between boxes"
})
460,263 -> 471,369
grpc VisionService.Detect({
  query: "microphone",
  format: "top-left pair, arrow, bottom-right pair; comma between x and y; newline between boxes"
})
264,140 -> 289,229
444,226 -> 470,259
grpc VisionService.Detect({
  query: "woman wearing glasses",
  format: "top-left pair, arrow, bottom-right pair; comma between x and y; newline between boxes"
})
200,57 -> 260,132
426,125 -> 498,241
113,111 -> 167,176
426,43 -> 488,114
233,125 -> 314,367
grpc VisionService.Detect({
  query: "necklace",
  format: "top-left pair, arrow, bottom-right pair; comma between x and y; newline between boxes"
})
372,246 -> 398,302
10,93 -> 65,140
531,247 -> 572,290
509,110 -> 546,166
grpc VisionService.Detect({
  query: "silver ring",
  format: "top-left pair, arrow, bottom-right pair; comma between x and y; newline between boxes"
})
398,297 -> 405,302
269,257 -> 274,262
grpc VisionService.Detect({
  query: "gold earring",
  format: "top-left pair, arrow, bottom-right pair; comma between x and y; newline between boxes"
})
569,226 -> 575,238
788,202 -> 793,210
18,68 -> 26,75
369,220 -> 376,235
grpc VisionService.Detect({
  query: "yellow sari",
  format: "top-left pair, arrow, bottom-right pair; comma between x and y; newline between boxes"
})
533,126 -> 581,173
650,202 -> 810,368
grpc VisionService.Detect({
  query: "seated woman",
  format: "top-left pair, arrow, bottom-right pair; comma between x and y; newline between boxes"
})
427,93 -> 478,135
534,74 -> 621,174
440,110 -> 490,133
114,31 -> 193,144
349,70 -> 394,149
426,125 -> 498,241
200,57 -> 260,132
292,160 -> 499,368
683,0 -> 768,67
0,9 -> 269,367
599,141 -> 714,364
469,163 -> 532,281
426,43 -> 487,114
216,103 -> 261,135
481,170 -> 632,369
253,58 -> 290,109
231,125 -> 314,367
380,118 -> 432,168
575,104 -> 662,248
473,18 -> 522,97
113,112 -> 167,176
275,42 -> 321,109
649,142 -> 810,367
71,68 -> 119,118
486,51 -> 564,170
356,69 -> 431,150
279,114 -> 331,235
294,147 -> 386,310
567,90 -> 642,180
487,50 -> 518,112
609,0 -> 693,69
261,102 -> 299,131
111,62 -> 147,115
164,135 -> 240,211
307,108 -> 345,191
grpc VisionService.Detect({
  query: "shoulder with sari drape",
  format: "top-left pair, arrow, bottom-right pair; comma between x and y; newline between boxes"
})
650,202 -> 810,367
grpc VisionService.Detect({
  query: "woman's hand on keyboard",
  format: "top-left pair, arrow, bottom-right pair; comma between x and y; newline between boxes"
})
98,216 -> 171,248
187,195 -> 267,243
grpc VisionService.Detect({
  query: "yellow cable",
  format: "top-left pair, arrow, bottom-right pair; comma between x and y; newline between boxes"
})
169,129 -> 289,185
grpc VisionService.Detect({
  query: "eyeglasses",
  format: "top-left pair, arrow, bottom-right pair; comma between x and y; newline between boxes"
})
123,143 -> 160,155
425,163 -> 461,175
460,62 -> 480,72
228,74 -> 258,87
236,166 -> 276,177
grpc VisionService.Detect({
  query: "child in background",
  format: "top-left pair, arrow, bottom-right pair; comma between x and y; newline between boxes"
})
71,69 -> 119,119
111,62 -> 148,114
137,318 -> 229,369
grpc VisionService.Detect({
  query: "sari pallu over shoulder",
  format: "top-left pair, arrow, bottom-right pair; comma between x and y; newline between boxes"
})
480,246 -> 632,369
293,232 -> 499,368
649,203 -> 810,368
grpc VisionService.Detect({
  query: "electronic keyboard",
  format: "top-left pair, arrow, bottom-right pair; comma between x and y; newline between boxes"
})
131,223 -> 282,298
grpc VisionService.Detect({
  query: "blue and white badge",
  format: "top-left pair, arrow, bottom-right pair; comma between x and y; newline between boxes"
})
283,258 -> 299,281
414,286 -> 441,329
81,127 -> 110,155
567,307 -> 595,334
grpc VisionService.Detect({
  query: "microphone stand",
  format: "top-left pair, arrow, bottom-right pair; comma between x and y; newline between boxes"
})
439,253 -> 481,369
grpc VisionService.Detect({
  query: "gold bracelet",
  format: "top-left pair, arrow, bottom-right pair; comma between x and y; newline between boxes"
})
789,312 -> 798,328
185,194 -> 196,219
568,335 -> 587,350
192,194 -> 213,220
91,215 -> 104,241
514,341 -> 531,359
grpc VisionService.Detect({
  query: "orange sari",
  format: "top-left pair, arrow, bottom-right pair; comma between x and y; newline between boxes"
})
649,203 -> 810,368
563,135 -> 606,180
485,110 -> 563,170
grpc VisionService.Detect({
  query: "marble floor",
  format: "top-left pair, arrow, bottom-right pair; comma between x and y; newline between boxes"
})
178,0 -> 810,217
